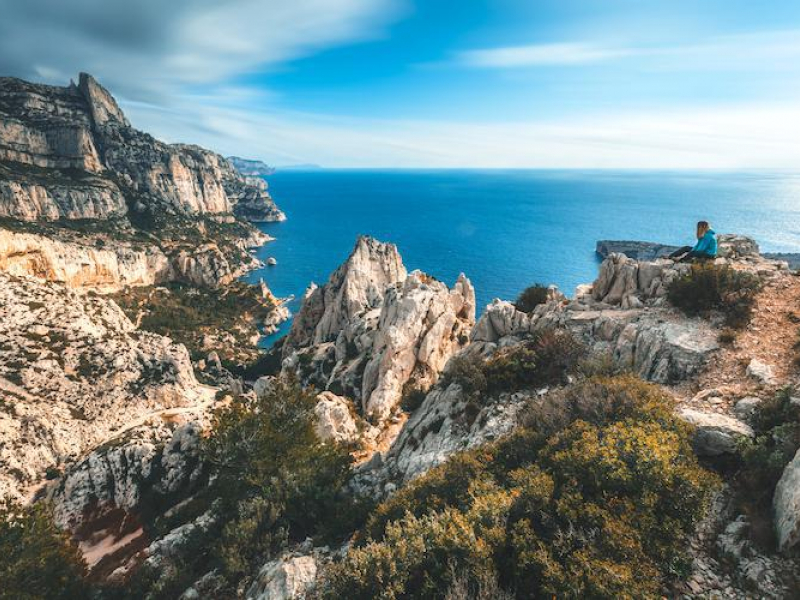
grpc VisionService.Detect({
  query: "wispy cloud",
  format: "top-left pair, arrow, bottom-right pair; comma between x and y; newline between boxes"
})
122,93 -> 800,169
457,29 -> 800,69
458,43 -> 632,68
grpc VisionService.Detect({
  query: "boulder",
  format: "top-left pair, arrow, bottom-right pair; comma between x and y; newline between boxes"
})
746,359 -> 777,385
733,397 -> 762,421
774,447 -> 800,552
314,392 -> 359,444
246,554 -> 318,600
678,409 -> 754,456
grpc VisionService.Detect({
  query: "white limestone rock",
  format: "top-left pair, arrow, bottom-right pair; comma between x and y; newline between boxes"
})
678,409 -> 754,456
0,73 -> 284,222
0,272 -> 212,500
746,359 -> 777,385
774,447 -> 800,551
283,237 -> 475,423
246,554 -> 318,600
314,392 -> 359,444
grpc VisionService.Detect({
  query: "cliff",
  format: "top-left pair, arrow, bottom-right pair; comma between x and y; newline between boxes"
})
227,156 -> 276,177
0,73 -> 284,223
282,236 -> 475,424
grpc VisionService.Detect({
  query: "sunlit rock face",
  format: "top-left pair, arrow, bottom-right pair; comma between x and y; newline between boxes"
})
0,73 -> 284,222
283,236 -> 475,423
0,272 -> 212,501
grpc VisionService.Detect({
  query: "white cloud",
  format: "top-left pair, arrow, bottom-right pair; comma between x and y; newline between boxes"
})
122,93 -> 800,169
457,29 -> 800,70
458,43 -> 632,68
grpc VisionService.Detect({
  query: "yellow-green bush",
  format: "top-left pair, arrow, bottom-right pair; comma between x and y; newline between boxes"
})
317,376 -> 718,599
667,263 -> 761,328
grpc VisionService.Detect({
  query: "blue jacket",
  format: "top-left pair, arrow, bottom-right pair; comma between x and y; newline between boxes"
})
693,229 -> 717,257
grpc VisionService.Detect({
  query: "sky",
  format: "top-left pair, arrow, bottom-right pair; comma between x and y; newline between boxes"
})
2,0 -> 800,168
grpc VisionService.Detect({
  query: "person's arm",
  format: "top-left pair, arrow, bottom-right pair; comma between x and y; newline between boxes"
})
693,236 -> 709,254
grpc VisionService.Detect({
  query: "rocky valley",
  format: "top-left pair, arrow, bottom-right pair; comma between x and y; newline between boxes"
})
1,72 -> 800,600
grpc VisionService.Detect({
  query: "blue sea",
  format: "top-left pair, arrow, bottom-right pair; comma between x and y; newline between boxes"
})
242,170 -> 800,345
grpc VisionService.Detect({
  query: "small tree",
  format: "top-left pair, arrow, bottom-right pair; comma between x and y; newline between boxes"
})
514,284 -> 549,313
0,499 -> 88,600
203,377 -> 358,580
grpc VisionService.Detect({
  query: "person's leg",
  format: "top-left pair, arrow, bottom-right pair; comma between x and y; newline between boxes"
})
669,246 -> 693,259
680,251 -> 714,263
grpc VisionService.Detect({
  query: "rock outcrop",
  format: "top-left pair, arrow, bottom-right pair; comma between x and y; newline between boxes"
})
774,447 -> 800,551
0,73 -> 284,222
227,156 -> 276,178
0,272 -> 213,500
597,237 -> 800,270
677,408 -> 754,456
51,421 -> 208,571
0,227 -> 269,290
283,236 -> 475,422
246,553 -> 319,600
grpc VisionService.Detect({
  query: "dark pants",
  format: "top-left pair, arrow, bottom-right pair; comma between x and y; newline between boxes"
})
668,246 -> 714,262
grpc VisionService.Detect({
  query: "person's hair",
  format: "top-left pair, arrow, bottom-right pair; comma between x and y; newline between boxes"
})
696,221 -> 710,238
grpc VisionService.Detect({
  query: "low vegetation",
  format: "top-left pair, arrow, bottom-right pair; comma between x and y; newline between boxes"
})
441,328 -> 585,399
735,388 -> 800,548
667,263 -> 761,329
514,284 -> 549,313
317,376 -> 718,599
112,281 -> 274,372
110,378 -> 364,598
0,499 -> 89,600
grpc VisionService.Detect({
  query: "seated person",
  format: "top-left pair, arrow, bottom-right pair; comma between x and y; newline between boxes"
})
669,221 -> 717,262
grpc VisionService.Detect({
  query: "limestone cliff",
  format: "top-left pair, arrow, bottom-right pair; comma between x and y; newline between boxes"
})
0,73 -> 284,222
0,272 -> 215,501
283,236 -> 475,423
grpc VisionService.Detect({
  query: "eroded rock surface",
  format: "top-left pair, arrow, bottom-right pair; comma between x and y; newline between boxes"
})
775,447 -> 800,552
0,73 -> 284,222
0,272 -> 213,500
283,236 -> 475,423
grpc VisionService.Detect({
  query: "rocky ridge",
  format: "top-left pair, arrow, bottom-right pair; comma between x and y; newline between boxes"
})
0,73 -> 284,223
0,272 -> 215,502
282,236 -> 476,428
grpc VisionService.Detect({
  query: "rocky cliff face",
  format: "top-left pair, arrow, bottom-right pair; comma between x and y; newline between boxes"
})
0,73 -> 284,223
0,227 -> 268,290
0,272 -> 214,501
282,236 -> 475,423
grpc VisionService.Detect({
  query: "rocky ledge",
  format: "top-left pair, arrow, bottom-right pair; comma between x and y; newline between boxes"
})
597,237 -> 800,269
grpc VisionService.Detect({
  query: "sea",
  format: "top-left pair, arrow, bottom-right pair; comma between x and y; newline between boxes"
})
241,169 -> 800,346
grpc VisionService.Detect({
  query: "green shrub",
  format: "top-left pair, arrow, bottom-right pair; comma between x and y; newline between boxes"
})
667,264 -> 761,328
483,329 -> 585,394
735,388 -> 800,547
401,383 -> 429,413
439,354 -> 488,397
202,377 -> 360,582
0,500 -> 89,600
318,376 -> 717,599
514,284 -> 549,313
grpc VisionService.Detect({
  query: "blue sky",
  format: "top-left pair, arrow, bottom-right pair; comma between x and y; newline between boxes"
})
4,0 -> 800,167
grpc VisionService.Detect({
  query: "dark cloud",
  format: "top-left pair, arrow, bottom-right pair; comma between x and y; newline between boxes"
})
0,0 -> 400,103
